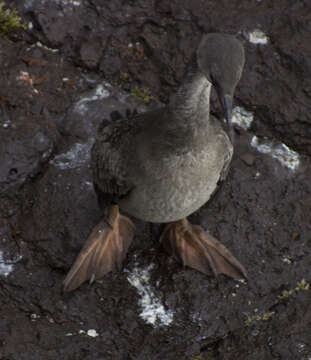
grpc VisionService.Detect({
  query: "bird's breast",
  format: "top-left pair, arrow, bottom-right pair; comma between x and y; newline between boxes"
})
119,142 -> 227,223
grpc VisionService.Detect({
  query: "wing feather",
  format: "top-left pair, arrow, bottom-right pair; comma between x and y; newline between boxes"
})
91,119 -> 134,201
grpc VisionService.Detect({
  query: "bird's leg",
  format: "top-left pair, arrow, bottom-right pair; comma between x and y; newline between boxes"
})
160,218 -> 247,279
63,205 -> 135,292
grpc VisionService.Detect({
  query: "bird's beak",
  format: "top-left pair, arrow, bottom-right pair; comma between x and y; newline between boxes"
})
222,94 -> 234,145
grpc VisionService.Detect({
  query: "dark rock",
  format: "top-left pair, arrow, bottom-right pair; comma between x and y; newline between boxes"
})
79,37 -> 103,69
0,116 -> 55,194
239,152 -> 255,166
1,0 -> 311,359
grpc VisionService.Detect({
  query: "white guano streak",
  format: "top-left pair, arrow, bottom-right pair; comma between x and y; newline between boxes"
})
127,264 -> 174,327
251,136 -> 300,171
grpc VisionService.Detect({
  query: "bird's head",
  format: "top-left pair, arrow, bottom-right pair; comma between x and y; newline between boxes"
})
197,33 -> 245,144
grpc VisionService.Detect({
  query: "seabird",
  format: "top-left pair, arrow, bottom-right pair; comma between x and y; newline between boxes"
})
63,33 -> 246,292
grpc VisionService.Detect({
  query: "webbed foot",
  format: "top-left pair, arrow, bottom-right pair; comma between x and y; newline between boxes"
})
63,206 -> 135,291
160,218 -> 247,279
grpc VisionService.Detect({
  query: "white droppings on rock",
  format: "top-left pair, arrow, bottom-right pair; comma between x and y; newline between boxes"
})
191,312 -> 202,323
67,329 -> 99,337
24,0 -> 35,9
0,250 -> 22,277
87,329 -> 99,337
74,84 -> 111,115
2,121 -> 11,128
64,0 -> 81,6
232,106 -> 254,130
47,316 -> 55,323
30,313 -> 40,321
250,136 -> 300,171
50,142 -> 92,170
127,264 -> 174,327
247,29 -> 269,45
282,257 -> 292,264
25,0 -> 80,8
81,181 -> 93,190
35,41 -> 59,53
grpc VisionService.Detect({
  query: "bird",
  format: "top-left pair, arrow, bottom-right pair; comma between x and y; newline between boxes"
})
63,33 -> 247,292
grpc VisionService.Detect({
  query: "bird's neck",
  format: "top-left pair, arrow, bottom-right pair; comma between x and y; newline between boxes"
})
169,57 -> 211,127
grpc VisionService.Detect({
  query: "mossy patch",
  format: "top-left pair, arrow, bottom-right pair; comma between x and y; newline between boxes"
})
0,2 -> 26,37
119,71 -> 129,88
245,311 -> 275,326
278,279 -> 310,301
131,85 -> 153,103
245,279 -> 310,327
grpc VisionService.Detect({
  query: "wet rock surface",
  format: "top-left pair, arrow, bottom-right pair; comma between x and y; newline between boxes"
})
1,0 -> 311,359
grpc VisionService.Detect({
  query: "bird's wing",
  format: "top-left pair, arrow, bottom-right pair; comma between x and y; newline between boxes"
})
91,119 -> 134,202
